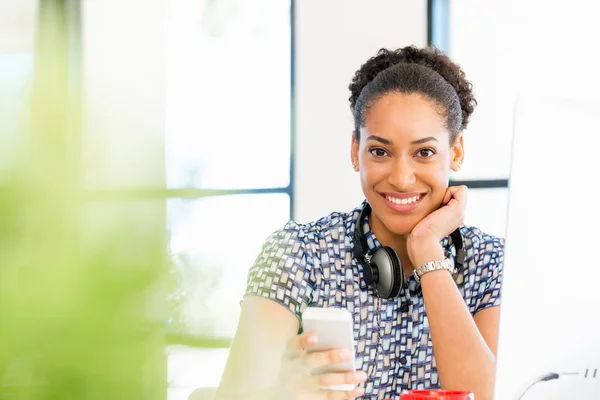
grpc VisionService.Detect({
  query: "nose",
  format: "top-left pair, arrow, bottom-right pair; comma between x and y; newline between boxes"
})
387,157 -> 416,189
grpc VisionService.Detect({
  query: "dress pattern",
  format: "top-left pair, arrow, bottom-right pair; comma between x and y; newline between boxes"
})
245,201 -> 503,399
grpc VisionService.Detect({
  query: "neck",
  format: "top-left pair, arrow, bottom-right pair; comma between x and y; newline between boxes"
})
369,211 -> 415,275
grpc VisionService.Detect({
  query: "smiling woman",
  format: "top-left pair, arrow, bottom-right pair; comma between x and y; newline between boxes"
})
216,45 -> 503,400
352,92 -> 463,239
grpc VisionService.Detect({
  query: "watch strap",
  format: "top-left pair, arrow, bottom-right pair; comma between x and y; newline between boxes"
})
413,258 -> 454,282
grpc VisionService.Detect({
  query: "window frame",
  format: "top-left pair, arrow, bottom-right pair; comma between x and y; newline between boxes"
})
428,0 -> 510,193
164,0 -> 296,349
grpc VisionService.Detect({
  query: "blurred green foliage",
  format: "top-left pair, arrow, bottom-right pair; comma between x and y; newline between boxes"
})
0,1 -> 167,398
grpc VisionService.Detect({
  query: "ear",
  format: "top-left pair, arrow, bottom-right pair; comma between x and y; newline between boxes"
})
450,132 -> 465,172
350,132 -> 360,171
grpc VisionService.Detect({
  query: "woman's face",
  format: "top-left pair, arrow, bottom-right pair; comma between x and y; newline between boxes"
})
351,92 -> 464,236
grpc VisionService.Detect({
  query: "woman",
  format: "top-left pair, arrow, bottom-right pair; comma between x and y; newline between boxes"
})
216,46 -> 503,400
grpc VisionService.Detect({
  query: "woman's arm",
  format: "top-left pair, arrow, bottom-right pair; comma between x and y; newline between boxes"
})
217,226 -> 367,399
215,296 -> 366,400
215,296 -> 299,399
410,243 -> 499,400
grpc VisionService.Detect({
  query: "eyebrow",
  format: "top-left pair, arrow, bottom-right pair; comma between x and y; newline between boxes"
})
411,136 -> 439,145
366,135 -> 392,145
366,135 -> 439,145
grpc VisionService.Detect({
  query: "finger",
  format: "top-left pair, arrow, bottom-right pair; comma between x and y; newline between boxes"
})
293,385 -> 365,400
286,332 -> 318,358
443,186 -> 466,206
441,188 -> 453,205
305,348 -> 353,370
288,374 -> 365,400
320,385 -> 366,400
449,185 -> 468,210
447,184 -> 467,198
309,371 -> 367,390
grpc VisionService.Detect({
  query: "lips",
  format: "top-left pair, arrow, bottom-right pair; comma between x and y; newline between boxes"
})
378,191 -> 426,212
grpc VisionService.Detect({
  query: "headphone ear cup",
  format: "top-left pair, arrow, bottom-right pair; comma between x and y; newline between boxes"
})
371,246 -> 404,299
362,260 -> 375,285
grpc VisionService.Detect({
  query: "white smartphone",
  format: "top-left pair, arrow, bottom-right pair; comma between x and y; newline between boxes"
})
301,307 -> 357,391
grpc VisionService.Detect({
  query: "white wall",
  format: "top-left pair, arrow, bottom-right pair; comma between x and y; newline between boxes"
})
82,3 -> 168,398
293,0 -> 428,223
445,2 -> 600,398
0,0 -> 37,53
82,0 -> 166,189
495,98 -> 600,400
450,0 -> 600,182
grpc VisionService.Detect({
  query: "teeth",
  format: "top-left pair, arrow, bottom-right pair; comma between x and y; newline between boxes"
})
386,195 -> 421,205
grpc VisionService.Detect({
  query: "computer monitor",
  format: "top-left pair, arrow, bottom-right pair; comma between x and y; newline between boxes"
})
493,96 -> 600,400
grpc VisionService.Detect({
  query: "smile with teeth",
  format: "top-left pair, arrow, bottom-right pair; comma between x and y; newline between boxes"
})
384,194 -> 423,205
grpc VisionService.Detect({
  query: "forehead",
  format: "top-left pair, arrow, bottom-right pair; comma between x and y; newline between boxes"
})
362,92 -> 448,142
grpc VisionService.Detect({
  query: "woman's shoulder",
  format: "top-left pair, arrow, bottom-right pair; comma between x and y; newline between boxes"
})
460,225 -> 505,252
270,206 -> 360,245
458,225 -> 505,313
459,224 -> 504,269
246,208 -> 360,315
460,225 -> 504,282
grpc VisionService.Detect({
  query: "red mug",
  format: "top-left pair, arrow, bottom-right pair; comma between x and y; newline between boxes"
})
399,389 -> 474,399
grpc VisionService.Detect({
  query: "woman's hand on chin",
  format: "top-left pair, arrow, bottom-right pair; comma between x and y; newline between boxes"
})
407,185 -> 467,266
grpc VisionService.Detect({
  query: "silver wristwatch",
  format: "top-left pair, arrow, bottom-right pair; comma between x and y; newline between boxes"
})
413,258 -> 454,282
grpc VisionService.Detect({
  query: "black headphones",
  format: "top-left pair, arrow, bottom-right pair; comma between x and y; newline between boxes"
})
352,203 -> 467,299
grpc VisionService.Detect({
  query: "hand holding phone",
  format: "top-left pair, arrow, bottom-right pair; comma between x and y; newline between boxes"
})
301,307 -> 359,391
277,324 -> 366,399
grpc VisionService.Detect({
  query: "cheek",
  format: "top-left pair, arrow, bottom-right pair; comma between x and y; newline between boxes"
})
421,156 -> 451,182
422,167 -> 450,185
360,160 -> 387,183
420,166 -> 450,203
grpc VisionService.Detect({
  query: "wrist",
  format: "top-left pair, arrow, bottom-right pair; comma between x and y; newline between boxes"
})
407,236 -> 445,267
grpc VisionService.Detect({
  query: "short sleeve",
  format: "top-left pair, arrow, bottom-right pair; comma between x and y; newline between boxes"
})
244,224 -> 315,321
471,237 -> 504,314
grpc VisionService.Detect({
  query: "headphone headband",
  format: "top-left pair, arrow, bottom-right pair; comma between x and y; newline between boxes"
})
352,204 -> 371,263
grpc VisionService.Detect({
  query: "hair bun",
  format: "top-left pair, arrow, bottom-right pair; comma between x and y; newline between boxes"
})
349,45 -> 476,131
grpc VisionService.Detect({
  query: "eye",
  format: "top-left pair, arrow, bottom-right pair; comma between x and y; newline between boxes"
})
416,148 -> 436,158
369,147 -> 389,158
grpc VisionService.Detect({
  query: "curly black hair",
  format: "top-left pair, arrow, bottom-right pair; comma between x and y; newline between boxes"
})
349,45 -> 477,142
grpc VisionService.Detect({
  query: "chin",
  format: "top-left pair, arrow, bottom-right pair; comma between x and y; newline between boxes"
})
384,218 -> 419,236
371,204 -> 420,236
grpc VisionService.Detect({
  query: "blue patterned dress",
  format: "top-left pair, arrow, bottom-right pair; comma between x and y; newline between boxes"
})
245,200 -> 503,399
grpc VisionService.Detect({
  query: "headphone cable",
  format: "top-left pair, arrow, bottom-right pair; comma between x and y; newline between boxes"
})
514,372 -> 560,400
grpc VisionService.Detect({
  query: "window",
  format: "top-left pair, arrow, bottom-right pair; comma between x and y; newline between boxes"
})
429,0 -> 510,238
165,0 -> 293,398
431,0 -> 600,237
